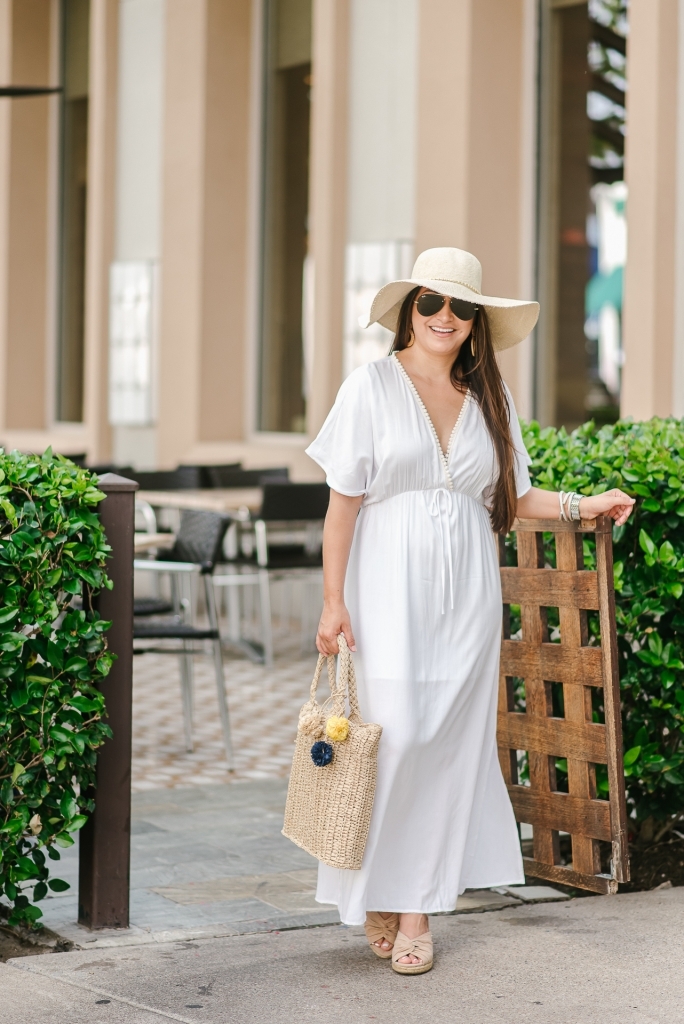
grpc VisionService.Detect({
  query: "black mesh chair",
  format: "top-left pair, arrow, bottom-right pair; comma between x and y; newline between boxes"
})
214,483 -> 329,664
134,510 -> 233,764
204,466 -> 289,488
128,466 -> 207,490
133,499 -> 173,618
253,483 -> 329,569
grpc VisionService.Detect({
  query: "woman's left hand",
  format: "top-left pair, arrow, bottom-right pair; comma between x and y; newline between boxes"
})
579,489 -> 635,526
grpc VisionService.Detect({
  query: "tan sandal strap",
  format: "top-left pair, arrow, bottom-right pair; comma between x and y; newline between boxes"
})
364,912 -> 399,946
392,931 -> 433,964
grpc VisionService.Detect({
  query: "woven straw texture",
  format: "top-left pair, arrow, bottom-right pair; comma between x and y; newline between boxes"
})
282,635 -> 382,870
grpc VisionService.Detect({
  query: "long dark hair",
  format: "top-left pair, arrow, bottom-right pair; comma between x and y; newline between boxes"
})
391,287 -> 517,534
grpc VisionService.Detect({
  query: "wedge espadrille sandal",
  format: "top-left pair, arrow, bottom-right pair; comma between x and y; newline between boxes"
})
364,912 -> 400,959
391,930 -> 433,975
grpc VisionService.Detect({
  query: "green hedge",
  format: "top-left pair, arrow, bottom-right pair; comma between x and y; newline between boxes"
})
0,450 -> 112,927
520,417 -> 684,843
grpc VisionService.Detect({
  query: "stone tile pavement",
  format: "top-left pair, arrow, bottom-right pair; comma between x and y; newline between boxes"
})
131,640 -> 317,790
38,781 -> 339,947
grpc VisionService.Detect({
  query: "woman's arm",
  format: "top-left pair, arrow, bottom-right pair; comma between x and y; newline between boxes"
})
316,489 -> 364,655
516,486 -> 635,526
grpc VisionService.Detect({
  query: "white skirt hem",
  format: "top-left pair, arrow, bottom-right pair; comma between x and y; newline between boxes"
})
316,872 -> 527,927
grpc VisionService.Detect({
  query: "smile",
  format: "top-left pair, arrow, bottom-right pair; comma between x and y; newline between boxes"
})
429,326 -> 455,335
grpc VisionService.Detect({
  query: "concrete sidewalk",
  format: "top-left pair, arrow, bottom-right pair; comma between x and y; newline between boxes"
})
32,780 -> 565,949
4,887 -> 684,1024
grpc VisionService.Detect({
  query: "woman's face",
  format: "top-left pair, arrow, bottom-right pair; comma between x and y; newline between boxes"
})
410,287 -> 474,358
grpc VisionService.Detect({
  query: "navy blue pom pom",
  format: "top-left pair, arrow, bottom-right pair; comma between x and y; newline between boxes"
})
310,740 -> 333,767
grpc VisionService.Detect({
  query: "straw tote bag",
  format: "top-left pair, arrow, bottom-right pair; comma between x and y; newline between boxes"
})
282,634 -> 382,870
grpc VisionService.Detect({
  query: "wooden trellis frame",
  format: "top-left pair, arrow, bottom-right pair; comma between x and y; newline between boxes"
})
497,516 -> 630,894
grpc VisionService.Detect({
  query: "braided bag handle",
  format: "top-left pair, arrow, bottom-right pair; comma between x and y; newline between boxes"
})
308,649 -> 337,703
307,634 -> 361,721
334,634 -> 362,721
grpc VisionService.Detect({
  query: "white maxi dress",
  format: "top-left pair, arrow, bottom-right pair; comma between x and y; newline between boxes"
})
305,354 -> 530,926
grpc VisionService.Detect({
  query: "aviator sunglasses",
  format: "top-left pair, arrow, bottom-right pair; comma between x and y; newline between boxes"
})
414,292 -> 479,321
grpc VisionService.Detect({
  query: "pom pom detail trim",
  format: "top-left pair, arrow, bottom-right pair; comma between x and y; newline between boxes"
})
325,716 -> 350,742
299,709 -> 325,739
310,740 -> 334,767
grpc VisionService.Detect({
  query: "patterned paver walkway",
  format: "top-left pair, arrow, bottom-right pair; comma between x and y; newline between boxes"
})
132,640 -> 318,791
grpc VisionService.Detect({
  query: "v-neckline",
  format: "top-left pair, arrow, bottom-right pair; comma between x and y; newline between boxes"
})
392,353 -> 470,475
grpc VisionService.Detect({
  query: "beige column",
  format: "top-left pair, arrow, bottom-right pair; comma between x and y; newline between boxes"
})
198,0 -> 251,444
157,0 -> 252,467
414,0 -> 536,414
468,0 -> 534,413
82,0 -> 118,463
0,0 -> 53,431
414,0 -> 472,252
157,0 -> 207,468
621,0 -> 679,420
306,0 -> 350,436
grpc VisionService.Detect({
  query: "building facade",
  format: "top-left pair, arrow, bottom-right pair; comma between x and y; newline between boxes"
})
0,0 -> 681,476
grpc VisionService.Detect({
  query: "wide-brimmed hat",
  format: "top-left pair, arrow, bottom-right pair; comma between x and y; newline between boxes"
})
365,247 -> 539,351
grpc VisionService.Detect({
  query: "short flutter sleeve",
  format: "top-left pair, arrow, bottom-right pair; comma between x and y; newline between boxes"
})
506,386 -> 532,498
306,367 -> 374,497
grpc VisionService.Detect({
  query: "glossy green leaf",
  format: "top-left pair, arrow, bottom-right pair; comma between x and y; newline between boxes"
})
47,877 -> 70,892
0,498 -> 17,528
32,881 -> 48,901
10,688 -> 28,708
53,833 -> 75,849
64,657 -> 88,673
67,814 -> 88,832
67,695 -> 101,714
60,794 -> 78,820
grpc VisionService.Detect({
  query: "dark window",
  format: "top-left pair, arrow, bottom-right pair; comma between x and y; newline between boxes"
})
258,0 -> 312,434
56,0 -> 90,422
537,0 -> 627,429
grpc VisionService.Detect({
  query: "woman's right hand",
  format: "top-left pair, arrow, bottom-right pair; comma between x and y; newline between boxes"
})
316,601 -> 357,655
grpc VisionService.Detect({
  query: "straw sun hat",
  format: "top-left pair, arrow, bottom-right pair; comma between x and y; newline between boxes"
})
365,247 -> 540,351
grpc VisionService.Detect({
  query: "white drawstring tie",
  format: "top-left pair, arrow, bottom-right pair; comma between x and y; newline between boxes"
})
426,488 -> 454,614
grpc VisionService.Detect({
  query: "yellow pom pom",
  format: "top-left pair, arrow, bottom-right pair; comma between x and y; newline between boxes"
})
325,716 -> 350,742
299,710 -> 325,739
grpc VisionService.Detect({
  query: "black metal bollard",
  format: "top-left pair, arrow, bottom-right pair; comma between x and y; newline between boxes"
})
78,473 -> 138,929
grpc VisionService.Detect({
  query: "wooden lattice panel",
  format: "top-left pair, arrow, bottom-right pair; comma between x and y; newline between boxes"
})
497,517 -> 629,894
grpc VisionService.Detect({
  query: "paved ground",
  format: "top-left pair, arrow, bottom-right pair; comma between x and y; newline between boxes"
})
9,599 -> 660,1021
33,779 -> 556,948
3,887 -> 684,1024
36,780 -> 337,946
131,641 -> 316,790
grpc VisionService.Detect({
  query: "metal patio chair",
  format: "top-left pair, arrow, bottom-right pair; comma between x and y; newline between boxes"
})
133,509 -> 234,765
214,483 -> 329,665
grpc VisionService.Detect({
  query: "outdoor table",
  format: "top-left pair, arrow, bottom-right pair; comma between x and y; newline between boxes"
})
137,487 -> 262,515
134,532 -> 176,554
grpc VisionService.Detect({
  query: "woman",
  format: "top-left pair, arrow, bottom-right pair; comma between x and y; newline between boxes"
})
306,248 -> 634,975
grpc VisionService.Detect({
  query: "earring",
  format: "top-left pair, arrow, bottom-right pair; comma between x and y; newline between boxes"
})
408,328 -> 415,347
471,335 -> 475,357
